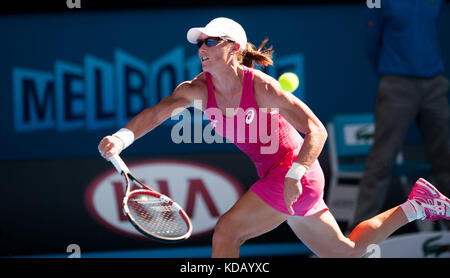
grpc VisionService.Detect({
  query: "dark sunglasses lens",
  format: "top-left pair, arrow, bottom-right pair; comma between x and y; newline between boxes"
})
205,39 -> 219,47
197,38 -> 220,48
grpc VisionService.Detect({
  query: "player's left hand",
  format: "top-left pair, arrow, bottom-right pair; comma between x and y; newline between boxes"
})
284,178 -> 303,215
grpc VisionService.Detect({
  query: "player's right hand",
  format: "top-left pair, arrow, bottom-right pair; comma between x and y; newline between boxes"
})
98,135 -> 125,160
284,177 -> 303,215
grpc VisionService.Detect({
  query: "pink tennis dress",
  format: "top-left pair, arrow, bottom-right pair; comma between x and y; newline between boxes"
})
204,66 -> 328,216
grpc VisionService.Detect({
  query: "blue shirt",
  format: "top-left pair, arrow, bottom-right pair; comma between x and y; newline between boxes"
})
366,0 -> 446,77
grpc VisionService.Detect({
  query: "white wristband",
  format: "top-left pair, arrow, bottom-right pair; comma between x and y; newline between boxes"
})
285,163 -> 307,181
113,128 -> 135,149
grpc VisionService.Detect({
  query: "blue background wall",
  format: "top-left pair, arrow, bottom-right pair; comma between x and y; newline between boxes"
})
2,4 -> 449,160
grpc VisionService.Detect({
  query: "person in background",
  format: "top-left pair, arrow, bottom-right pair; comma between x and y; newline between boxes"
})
351,0 -> 450,229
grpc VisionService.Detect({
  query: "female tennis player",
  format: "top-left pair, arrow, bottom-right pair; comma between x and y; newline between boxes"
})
98,17 -> 450,258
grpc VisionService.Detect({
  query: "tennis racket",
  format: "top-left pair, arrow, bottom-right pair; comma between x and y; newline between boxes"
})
109,154 -> 192,243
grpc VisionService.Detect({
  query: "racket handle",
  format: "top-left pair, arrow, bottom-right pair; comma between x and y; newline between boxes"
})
109,154 -> 130,174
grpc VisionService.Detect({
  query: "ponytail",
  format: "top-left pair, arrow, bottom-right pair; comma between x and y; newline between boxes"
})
238,38 -> 274,68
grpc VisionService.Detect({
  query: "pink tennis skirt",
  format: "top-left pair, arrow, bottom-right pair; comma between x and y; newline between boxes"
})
250,158 -> 328,217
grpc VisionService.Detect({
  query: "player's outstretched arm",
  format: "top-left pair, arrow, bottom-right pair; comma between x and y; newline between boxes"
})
98,76 -> 206,159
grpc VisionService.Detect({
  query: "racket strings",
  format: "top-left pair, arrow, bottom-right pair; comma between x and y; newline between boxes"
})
127,193 -> 189,237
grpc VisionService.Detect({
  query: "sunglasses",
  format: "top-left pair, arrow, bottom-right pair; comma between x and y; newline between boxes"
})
197,37 -> 234,48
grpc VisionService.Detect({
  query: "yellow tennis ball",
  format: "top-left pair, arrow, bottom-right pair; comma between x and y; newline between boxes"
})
278,72 -> 299,93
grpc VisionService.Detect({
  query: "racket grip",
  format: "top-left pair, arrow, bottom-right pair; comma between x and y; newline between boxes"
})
109,154 -> 130,174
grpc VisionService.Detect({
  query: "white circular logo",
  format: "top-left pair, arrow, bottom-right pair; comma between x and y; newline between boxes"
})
245,109 -> 255,124
85,159 -> 243,240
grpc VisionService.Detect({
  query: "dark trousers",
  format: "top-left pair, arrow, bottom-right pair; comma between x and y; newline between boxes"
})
352,74 -> 450,226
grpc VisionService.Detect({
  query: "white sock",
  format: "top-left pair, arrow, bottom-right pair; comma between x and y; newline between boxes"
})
400,200 -> 425,222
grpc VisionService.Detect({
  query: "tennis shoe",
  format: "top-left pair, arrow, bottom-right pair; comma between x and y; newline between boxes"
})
408,178 -> 450,222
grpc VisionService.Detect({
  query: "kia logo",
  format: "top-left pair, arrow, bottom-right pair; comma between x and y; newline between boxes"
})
85,159 -> 244,240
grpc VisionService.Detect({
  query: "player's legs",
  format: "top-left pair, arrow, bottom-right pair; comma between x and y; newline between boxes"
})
211,190 -> 288,258
288,178 -> 450,257
287,206 -> 408,258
